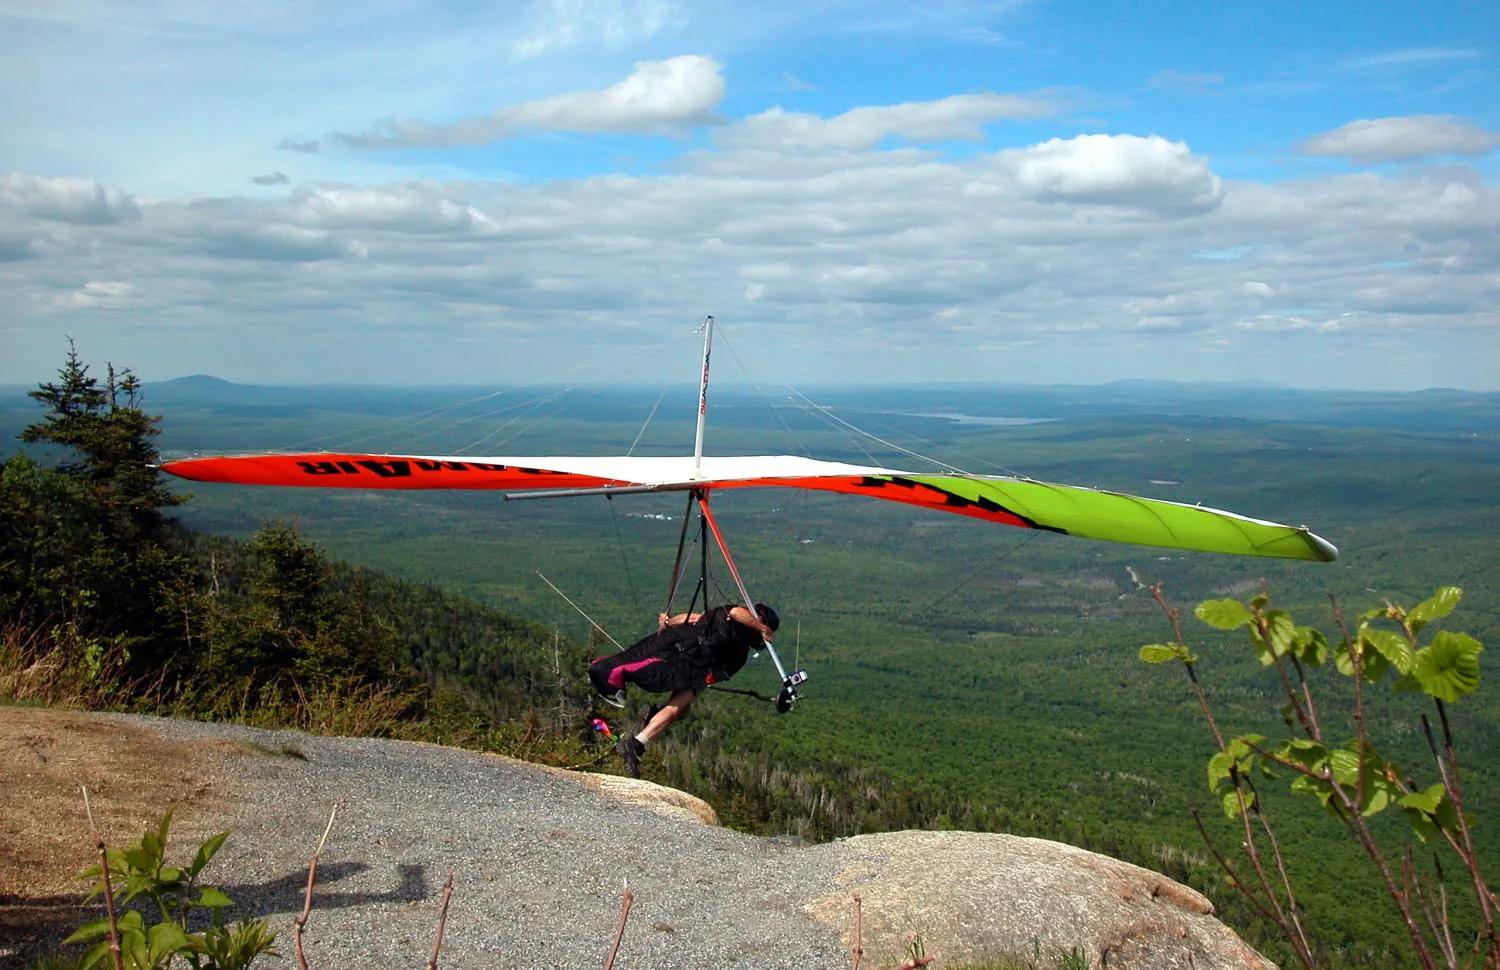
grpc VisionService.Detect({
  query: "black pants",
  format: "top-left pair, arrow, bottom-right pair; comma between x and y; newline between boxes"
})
589,627 -> 707,696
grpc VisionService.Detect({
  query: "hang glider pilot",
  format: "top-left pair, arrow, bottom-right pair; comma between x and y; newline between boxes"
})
589,602 -> 779,777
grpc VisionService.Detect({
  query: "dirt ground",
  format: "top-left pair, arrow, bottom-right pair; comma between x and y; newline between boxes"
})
0,706 -> 239,963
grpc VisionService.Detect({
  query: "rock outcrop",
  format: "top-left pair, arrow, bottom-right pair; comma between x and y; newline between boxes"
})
804,830 -> 1273,969
1,708 -> 1275,970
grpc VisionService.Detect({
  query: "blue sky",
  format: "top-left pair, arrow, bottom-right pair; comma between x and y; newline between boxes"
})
2,0 -> 1497,390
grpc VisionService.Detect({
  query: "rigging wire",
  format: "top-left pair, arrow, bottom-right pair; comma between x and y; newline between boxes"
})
714,325 -> 822,685
810,406 -> 1034,481
780,384 -> 970,474
453,334 -> 681,455
276,342 -> 668,454
903,529 -> 1041,624
535,570 -> 621,649
605,495 -> 641,616
627,382 -> 674,457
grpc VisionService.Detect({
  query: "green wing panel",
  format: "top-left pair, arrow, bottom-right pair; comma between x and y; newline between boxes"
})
901,475 -> 1337,562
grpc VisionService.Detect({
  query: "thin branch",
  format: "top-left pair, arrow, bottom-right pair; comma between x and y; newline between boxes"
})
1407,845 -> 1457,968
1151,586 -> 1311,966
1428,706 -> 1500,952
1150,586 -> 1224,749
426,872 -> 455,970
1253,805 -> 1316,964
1189,808 -> 1288,933
603,878 -> 634,970
1331,596 -> 1375,852
82,787 -> 124,970
1228,775 -> 1312,967
1258,613 -> 1316,740
294,800 -> 342,970
851,894 -> 863,970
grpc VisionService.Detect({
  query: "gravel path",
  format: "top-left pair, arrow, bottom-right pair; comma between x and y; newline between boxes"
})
87,714 -> 854,970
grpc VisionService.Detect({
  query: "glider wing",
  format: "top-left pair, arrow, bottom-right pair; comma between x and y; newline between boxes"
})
161,452 -> 1337,562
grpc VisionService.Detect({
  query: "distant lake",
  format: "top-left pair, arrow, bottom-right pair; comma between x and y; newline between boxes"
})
900,411 -> 1057,426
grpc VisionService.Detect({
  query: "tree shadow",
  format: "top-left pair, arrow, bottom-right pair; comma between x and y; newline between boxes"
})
221,861 -> 431,917
2,863 -> 433,964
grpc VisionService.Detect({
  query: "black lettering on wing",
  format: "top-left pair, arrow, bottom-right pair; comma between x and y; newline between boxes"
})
298,461 -> 348,476
357,460 -> 413,478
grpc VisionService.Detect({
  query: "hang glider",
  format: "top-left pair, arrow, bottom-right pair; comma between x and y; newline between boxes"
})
158,317 -> 1337,712
160,451 -> 1338,563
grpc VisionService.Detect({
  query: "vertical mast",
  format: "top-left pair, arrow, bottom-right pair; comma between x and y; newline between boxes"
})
692,315 -> 714,480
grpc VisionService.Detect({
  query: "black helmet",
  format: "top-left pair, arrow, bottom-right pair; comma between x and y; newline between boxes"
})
755,603 -> 780,633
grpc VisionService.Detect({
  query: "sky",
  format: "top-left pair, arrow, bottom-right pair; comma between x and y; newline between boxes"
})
2,0 -> 1498,391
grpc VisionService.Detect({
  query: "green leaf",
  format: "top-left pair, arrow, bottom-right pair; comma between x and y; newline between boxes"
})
1290,773 -> 1336,809
189,832 -> 230,879
196,886 -> 234,909
1225,735 -> 1264,761
1338,638 -> 1392,682
1364,783 -> 1394,817
1361,627 -> 1414,675
1138,643 -> 1180,664
1406,810 -> 1440,845
1294,627 -> 1328,666
1196,598 -> 1254,630
1392,672 -> 1423,694
64,917 -> 115,945
1399,783 -> 1448,815
1281,738 -> 1329,769
1400,784 -> 1456,843
1207,752 -> 1232,791
146,921 -> 196,962
1222,789 -> 1245,818
123,846 -> 156,873
82,939 -> 117,970
1264,611 -> 1297,658
1412,631 -> 1484,701
1409,586 -> 1462,633
1334,639 -> 1355,677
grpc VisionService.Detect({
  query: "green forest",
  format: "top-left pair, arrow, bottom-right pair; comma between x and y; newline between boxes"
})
3,351 -> 1498,969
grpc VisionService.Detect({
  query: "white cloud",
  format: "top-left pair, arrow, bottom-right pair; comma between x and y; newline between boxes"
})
512,1 -> 668,60
1147,71 -> 1223,94
0,173 -> 140,224
2,139 -> 1497,388
716,93 -> 1055,152
1300,116 -> 1499,162
45,281 -> 137,311
288,185 -> 499,234
339,55 -> 724,148
509,0 -> 682,61
998,134 -> 1224,212
1336,47 -> 1484,72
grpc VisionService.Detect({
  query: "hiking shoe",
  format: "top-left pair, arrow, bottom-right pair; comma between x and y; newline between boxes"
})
617,736 -> 645,778
599,688 -> 627,709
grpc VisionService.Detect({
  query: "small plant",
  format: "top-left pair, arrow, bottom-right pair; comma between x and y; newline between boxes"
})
1141,585 -> 1496,969
66,808 -> 278,970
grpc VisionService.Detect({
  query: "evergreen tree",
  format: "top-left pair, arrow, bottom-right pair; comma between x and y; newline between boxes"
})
5,342 -> 188,673
22,340 -> 182,540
